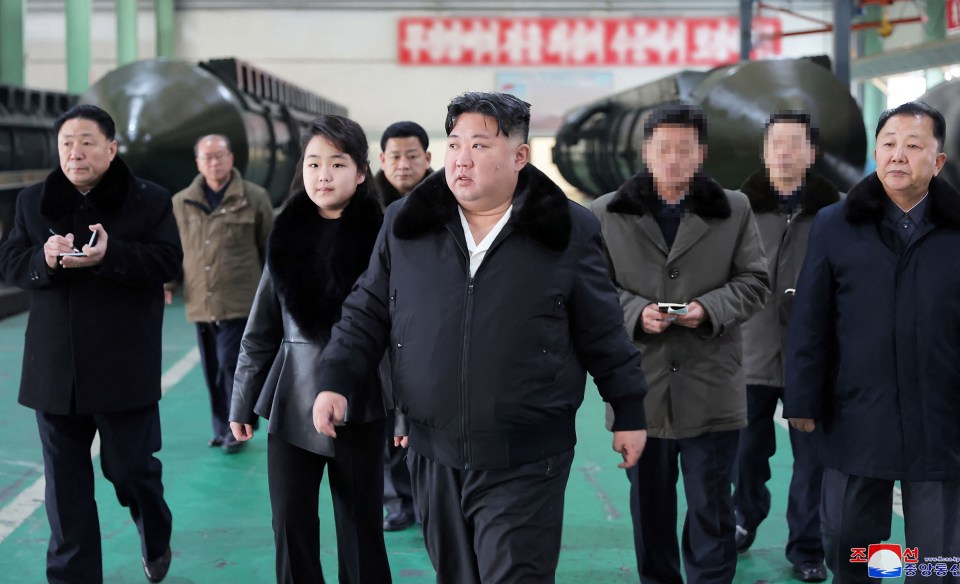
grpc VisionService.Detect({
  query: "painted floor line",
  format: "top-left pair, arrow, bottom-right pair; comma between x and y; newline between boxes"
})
773,402 -> 903,518
0,347 -> 201,544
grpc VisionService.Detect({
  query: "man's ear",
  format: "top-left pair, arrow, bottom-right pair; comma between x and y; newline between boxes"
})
514,143 -> 530,171
108,140 -> 118,161
379,151 -> 387,166
425,150 -> 432,165
934,151 -> 947,175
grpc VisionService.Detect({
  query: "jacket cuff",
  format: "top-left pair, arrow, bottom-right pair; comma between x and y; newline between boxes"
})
315,364 -> 357,402
609,395 -> 647,431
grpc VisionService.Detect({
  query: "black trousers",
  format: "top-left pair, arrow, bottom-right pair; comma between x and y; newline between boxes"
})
411,449 -> 575,584
267,421 -> 391,584
37,405 -> 173,584
733,384 -> 823,565
383,410 -> 416,518
196,318 -> 247,440
821,468 -> 960,584
627,431 -> 739,584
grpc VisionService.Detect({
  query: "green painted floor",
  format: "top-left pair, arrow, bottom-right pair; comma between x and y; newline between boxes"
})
0,298 -> 905,583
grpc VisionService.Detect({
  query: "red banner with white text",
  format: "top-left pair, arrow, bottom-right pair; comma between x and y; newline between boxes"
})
398,17 -> 782,66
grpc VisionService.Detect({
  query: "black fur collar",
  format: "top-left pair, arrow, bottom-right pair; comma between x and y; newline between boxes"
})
393,164 -> 572,252
374,168 -> 432,209
740,170 -> 840,216
40,157 -> 134,219
845,173 -> 960,229
268,185 -> 383,340
607,171 -> 731,219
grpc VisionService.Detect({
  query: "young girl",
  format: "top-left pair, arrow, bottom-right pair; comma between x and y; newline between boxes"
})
229,115 -> 391,584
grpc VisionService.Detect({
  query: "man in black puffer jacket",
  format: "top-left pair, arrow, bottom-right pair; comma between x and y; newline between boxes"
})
313,92 -> 649,583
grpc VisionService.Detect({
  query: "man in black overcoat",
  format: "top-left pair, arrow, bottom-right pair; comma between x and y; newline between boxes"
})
0,105 -> 182,584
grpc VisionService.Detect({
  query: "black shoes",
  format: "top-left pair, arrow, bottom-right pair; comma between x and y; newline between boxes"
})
383,510 -> 416,532
793,561 -> 828,582
208,434 -> 244,454
735,525 -> 756,553
143,547 -> 171,583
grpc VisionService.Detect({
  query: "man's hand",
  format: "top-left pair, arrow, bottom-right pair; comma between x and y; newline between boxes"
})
788,418 -> 816,432
59,224 -> 107,269
164,290 -> 174,305
640,303 -> 672,334
312,391 -> 348,437
394,436 -> 409,448
673,300 -> 707,329
230,421 -> 254,441
613,429 -> 647,469
44,233 -> 76,270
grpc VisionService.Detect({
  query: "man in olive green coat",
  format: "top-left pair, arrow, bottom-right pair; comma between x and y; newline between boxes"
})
592,103 -> 768,584
166,134 -> 274,453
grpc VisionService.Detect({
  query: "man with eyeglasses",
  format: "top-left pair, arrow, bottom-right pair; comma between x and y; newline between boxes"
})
166,134 -> 274,453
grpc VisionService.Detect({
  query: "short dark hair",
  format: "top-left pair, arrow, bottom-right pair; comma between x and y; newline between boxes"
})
642,102 -> 708,145
193,134 -> 232,157
380,121 -> 429,152
445,92 -> 531,144
876,101 -> 946,152
764,111 -> 820,148
54,104 -> 116,141
300,114 -> 370,172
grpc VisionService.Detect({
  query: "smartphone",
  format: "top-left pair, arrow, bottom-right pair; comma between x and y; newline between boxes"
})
58,230 -> 98,257
657,302 -> 689,315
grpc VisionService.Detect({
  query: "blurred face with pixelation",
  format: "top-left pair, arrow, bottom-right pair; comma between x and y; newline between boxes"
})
874,113 -> 946,201
58,117 -> 118,192
642,124 -> 705,196
380,136 -> 431,195
763,122 -> 816,188
196,136 -> 234,188
445,112 -> 529,211
303,135 -> 366,219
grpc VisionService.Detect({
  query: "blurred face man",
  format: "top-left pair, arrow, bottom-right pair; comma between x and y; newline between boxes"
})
445,112 -> 529,212
380,136 -> 431,195
58,118 -> 118,192
874,114 -> 946,205
196,135 -> 234,191
764,122 -> 816,193
642,124 -> 705,201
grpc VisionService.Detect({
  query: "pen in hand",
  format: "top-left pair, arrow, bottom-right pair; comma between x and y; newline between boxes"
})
48,228 -> 81,253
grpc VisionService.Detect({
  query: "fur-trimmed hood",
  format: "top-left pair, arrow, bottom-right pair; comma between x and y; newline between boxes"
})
40,156 -> 134,219
740,169 -> 840,216
268,186 -> 383,340
393,164 -> 572,252
845,173 -> 960,229
374,168 -> 433,209
607,171 -> 731,219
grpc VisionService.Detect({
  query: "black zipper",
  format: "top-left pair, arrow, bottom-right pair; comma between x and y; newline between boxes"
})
460,275 -> 475,468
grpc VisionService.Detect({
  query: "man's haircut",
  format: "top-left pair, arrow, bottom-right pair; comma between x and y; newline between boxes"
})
642,102 -> 708,145
764,111 -> 820,148
194,134 -> 233,157
875,101 -> 946,152
54,104 -> 116,141
445,92 -> 531,144
380,121 -> 429,152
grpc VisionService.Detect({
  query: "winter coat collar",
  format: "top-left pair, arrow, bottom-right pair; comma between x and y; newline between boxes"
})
180,168 -> 248,210
393,164 -> 572,252
374,168 -> 432,209
607,171 -> 731,219
268,185 -> 383,340
740,170 -> 840,216
40,156 -> 134,219
845,173 -> 960,229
